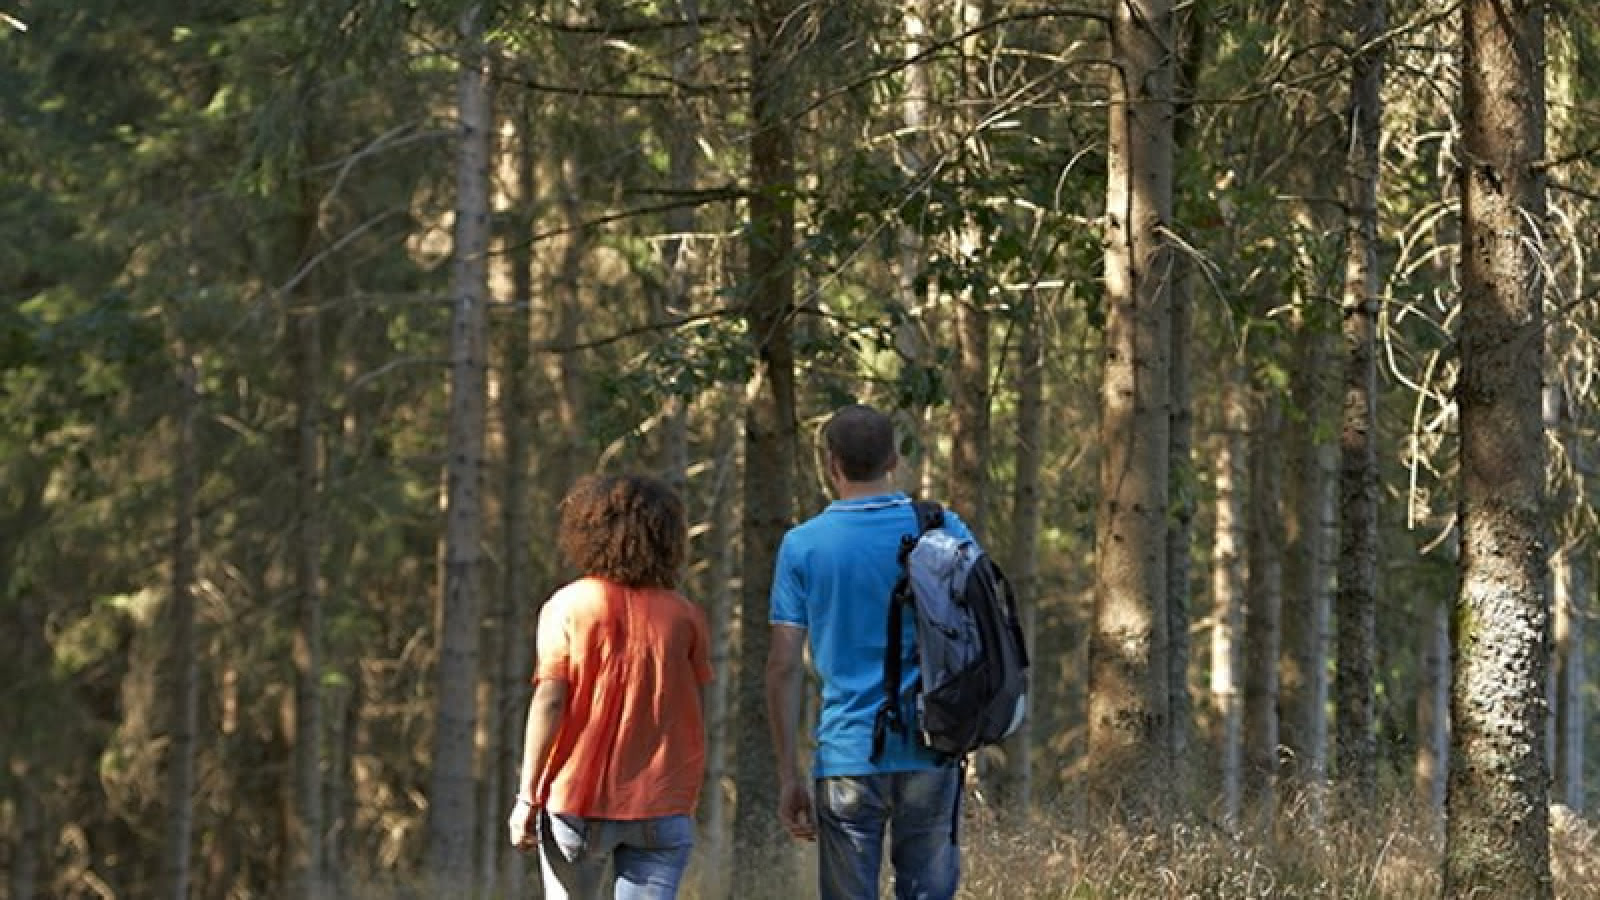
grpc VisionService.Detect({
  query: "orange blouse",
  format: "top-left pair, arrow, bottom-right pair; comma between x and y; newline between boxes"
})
534,577 -> 713,819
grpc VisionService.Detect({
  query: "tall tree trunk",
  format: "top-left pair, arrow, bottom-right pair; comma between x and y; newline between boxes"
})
697,409 -> 740,900
1166,255 -> 1194,806
161,360 -> 200,900
1210,367 -> 1248,829
493,89 -> 538,900
732,1 -> 799,890
1551,538 -> 1587,813
655,0 -> 702,491
1281,313 -> 1337,820
895,0 -> 935,493
1333,0 -> 1385,813
287,174 -> 326,900
1001,296 -> 1046,815
1166,0 -> 1207,810
425,7 -> 491,889
1415,583 -> 1450,825
1088,0 -> 1174,822
1242,391 -> 1283,835
1548,387 -> 1588,814
1444,0 -> 1551,894
949,2 -> 991,536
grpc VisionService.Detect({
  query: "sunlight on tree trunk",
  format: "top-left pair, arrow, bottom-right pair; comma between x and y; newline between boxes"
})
1088,0 -> 1174,823
1444,0 -> 1551,895
1210,365 -> 1247,830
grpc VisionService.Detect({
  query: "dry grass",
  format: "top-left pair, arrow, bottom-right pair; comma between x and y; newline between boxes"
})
959,800 -> 1600,900
346,800 -> 1600,899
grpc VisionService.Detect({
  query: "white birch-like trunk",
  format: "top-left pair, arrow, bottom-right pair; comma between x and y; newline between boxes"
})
1210,368 -> 1248,829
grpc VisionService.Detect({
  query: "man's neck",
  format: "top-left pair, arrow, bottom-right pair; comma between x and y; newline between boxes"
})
835,477 -> 898,501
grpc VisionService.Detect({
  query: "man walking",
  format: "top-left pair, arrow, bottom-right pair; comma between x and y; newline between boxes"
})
766,404 -> 973,900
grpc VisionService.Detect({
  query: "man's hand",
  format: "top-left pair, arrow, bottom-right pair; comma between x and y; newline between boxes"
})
778,779 -> 817,842
507,798 -> 538,851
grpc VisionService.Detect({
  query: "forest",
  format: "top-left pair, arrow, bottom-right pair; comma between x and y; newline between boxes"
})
3,0 -> 1599,897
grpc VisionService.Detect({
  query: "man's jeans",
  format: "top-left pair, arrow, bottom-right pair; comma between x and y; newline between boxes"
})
815,767 -> 961,900
538,812 -> 694,900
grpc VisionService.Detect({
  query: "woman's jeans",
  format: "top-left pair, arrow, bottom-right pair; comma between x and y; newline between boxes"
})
539,812 -> 694,900
815,766 -> 961,900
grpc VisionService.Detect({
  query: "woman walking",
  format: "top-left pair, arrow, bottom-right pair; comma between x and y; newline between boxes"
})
508,474 -> 712,899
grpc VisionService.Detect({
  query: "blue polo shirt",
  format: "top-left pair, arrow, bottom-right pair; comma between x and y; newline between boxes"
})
770,493 -> 974,777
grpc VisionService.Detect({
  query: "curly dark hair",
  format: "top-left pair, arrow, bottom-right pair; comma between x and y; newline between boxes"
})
558,474 -> 687,589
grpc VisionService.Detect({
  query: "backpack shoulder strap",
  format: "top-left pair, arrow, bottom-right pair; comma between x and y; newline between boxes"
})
873,499 -> 944,762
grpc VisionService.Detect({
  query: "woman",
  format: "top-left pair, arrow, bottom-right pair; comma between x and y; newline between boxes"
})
507,474 -> 712,900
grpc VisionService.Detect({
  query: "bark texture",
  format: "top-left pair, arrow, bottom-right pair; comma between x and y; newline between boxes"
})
731,1 -> 800,890
1333,0 -> 1385,813
424,8 -> 491,889
1088,0 -> 1174,822
1444,0 -> 1551,894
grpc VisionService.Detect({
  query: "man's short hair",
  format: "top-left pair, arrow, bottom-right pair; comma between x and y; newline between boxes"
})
824,404 -> 897,483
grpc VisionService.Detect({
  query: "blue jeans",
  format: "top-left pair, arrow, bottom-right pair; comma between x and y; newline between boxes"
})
538,812 -> 694,900
815,767 -> 961,900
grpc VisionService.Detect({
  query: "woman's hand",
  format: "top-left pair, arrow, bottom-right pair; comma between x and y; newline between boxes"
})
507,797 -> 538,851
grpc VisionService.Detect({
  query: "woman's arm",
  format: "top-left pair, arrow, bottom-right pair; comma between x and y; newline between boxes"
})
508,678 -> 568,849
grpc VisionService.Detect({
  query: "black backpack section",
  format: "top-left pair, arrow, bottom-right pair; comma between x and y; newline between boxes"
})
871,501 -> 1030,767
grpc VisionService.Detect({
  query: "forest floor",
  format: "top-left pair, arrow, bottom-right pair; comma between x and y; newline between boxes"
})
665,800 -> 1600,900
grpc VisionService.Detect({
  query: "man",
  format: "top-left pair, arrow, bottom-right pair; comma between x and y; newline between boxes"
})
766,404 -> 974,900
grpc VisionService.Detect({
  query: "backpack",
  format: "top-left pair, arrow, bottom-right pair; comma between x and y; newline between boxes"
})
871,501 -> 1030,764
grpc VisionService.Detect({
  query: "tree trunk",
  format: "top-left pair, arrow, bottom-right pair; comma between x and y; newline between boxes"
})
1166,255 -> 1194,805
425,7 -> 491,889
161,360 -> 200,900
1444,0 -> 1551,894
948,2 -> 991,537
1210,367 -> 1248,829
895,0 -> 935,493
1281,313 -> 1337,820
1166,0 -> 1207,809
1551,540 -> 1587,813
288,200 -> 326,900
731,1 -> 800,890
492,88 -> 537,900
1001,296 -> 1045,815
1415,584 -> 1450,825
697,409 -> 740,900
654,0 -> 701,491
1333,0 -> 1385,814
1242,391 -> 1283,835
1548,387 -> 1588,814
1087,0 -> 1174,822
